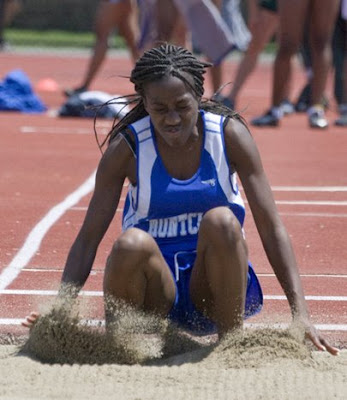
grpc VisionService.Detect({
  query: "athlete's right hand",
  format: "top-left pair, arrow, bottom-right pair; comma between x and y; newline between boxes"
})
22,311 -> 40,328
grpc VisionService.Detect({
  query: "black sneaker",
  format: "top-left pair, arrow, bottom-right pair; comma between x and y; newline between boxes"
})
63,86 -> 87,97
295,83 -> 329,112
308,108 -> 328,129
251,110 -> 280,127
213,94 -> 235,110
295,83 -> 311,112
335,113 -> 347,127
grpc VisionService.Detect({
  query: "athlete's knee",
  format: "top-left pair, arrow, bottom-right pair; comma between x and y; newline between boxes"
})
112,228 -> 153,256
200,207 -> 243,243
107,229 -> 156,275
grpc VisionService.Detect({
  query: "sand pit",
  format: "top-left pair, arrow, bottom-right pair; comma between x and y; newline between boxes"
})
0,303 -> 346,399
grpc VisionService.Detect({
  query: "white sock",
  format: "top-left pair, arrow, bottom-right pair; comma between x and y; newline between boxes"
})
308,104 -> 325,116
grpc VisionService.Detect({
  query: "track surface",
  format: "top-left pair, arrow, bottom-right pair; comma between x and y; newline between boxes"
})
0,50 -> 346,345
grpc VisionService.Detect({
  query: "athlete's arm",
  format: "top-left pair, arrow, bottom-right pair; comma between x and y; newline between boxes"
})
22,133 -> 135,328
59,134 -> 135,295
224,117 -> 339,355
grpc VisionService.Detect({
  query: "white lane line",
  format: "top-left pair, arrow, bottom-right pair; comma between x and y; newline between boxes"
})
71,207 -> 124,212
279,212 -> 347,217
246,323 -> 347,332
1,289 -> 346,301
271,186 -> 347,192
258,273 -> 347,278
1,318 -> 346,331
71,204 -> 347,213
18,270 -> 347,278
0,289 -> 103,296
264,295 -> 347,301
20,126 -> 109,135
0,171 -> 96,290
275,200 -> 347,206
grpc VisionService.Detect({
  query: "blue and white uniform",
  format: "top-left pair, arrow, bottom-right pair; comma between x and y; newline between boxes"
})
122,110 -> 263,332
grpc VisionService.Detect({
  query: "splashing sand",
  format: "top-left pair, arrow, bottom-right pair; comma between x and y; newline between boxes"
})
2,299 -> 346,400
22,297 -> 312,369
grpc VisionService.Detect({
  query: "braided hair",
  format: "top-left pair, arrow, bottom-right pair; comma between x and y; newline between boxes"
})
100,44 -> 244,150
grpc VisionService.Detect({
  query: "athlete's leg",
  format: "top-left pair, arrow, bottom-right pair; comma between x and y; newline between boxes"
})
103,228 -> 176,324
190,207 -> 248,337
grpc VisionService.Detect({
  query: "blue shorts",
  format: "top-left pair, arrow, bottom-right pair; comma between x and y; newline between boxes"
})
163,249 -> 263,334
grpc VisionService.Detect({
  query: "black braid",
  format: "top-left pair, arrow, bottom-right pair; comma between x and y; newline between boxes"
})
99,44 -> 244,151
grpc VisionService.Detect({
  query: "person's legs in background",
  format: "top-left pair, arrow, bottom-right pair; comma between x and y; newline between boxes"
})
0,0 -> 22,50
251,0 -> 309,127
65,0 -> 139,97
219,1 -> 279,111
306,0 -> 340,128
334,1 -> 347,126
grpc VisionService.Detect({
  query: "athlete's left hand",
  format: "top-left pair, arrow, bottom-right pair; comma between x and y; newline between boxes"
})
298,318 -> 340,355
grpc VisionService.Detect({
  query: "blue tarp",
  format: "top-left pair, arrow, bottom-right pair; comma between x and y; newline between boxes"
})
0,69 -> 47,113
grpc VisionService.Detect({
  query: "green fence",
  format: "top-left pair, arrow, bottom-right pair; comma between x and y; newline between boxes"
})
11,0 -> 98,32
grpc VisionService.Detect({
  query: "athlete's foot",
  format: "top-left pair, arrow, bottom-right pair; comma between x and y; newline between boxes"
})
63,86 -> 88,97
308,105 -> 328,129
251,108 -> 281,127
213,94 -> 235,110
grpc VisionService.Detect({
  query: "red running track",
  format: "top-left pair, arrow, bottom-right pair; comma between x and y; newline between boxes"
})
0,50 -> 346,345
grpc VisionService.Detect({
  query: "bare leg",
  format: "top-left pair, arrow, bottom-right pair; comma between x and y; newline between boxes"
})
227,8 -> 278,104
309,0 -> 340,106
209,0 -> 224,93
103,228 -> 176,324
210,63 -> 223,93
116,0 -> 140,62
156,0 -> 191,48
272,0 -> 309,106
335,17 -> 347,126
190,207 -> 248,337
74,0 -> 139,92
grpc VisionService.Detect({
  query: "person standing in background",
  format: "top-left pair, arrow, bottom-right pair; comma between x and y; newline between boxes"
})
251,0 -> 341,129
64,0 -> 139,97
334,0 -> 347,126
215,0 -> 281,111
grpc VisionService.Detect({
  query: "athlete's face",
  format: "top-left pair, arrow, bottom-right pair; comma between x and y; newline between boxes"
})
143,74 -> 200,148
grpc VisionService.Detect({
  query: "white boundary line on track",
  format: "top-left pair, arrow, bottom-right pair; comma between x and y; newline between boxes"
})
275,200 -> 347,206
20,126 -> 109,135
271,186 -> 347,192
1,318 -> 346,331
0,171 -> 96,290
1,289 -> 346,301
18,270 -> 347,278
0,182 -> 346,291
279,212 -> 347,217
